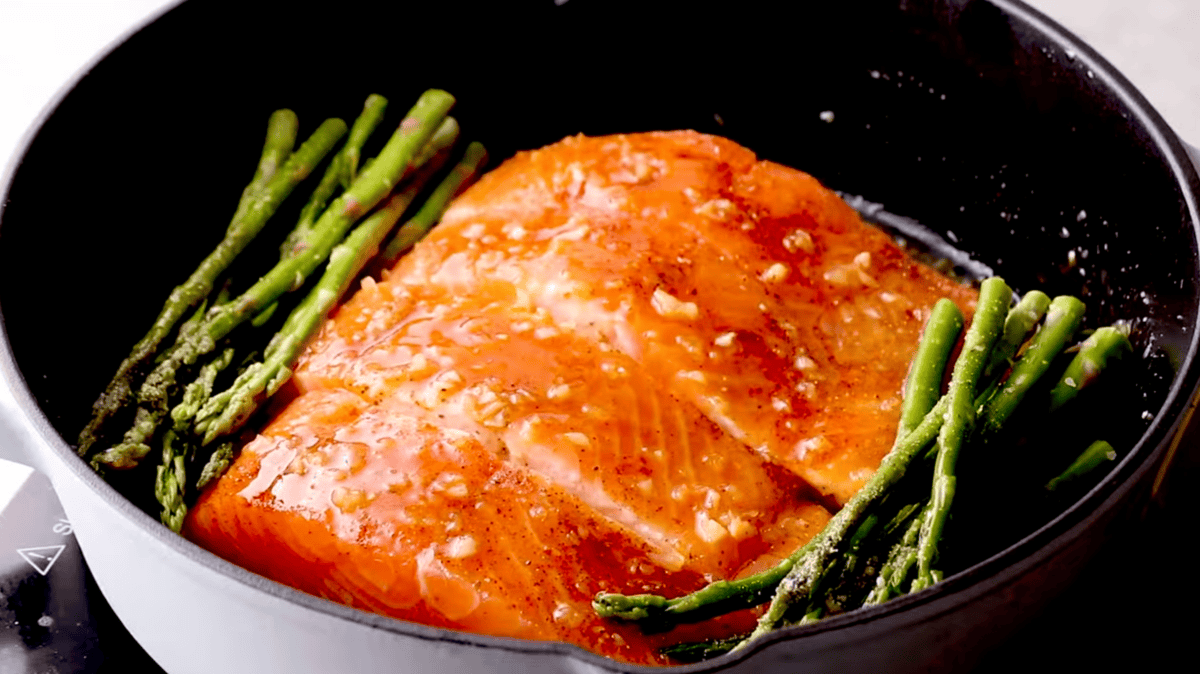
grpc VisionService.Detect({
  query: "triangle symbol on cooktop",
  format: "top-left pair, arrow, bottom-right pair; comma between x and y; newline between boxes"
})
17,545 -> 65,576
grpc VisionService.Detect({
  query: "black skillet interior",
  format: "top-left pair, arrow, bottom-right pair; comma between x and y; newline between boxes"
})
0,0 -> 1197,665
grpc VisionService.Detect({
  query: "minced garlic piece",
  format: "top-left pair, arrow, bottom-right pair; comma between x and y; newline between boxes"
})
460,223 -> 487,240
727,516 -> 757,540
795,435 -> 826,460
444,535 -> 478,559
759,262 -> 790,283
824,262 -> 878,288
330,487 -> 372,513
417,369 -> 464,408
694,198 -> 735,219
695,512 -> 729,543
651,287 -> 699,320
555,224 -> 590,241
783,229 -> 815,253
504,223 -> 528,240
563,432 -> 590,446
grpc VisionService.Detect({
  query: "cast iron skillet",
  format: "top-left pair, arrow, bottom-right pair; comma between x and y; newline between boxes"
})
2,0 -> 1198,671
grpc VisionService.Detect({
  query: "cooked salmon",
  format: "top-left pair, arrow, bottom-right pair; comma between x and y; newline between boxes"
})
185,130 -> 977,665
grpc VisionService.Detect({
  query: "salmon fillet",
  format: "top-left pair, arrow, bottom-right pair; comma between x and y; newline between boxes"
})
185,131 -> 976,664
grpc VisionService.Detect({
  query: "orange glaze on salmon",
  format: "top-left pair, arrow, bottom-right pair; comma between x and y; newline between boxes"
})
185,131 -> 977,665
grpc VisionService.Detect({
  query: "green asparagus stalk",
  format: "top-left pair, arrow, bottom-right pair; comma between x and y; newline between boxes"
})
91,90 -> 455,471
154,429 -> 190,533
864,504 -> 927,604
196,440 -> 235,491
379,140 -> 489,264
977,296 -> 1085,435
1045,440 -> 1117,491
256,96 -> 390,326
258,110 -> 458,322
410,117 -> 460,175
871,296 -> 1093,600
172,137 -> 481,521
818,512 -> 880,613
983,290 -> 1051,379
153,346 -> 236,530
235,110 -> 301,219
279,95 -> 389,259
593,541 -> 812,622
1048,325 -> 1133,411
911,277 -> 1011,592
659,634 -> 748,663
194,143 -> 465,444
899,299 -> 964,437
76,110 -> 332,458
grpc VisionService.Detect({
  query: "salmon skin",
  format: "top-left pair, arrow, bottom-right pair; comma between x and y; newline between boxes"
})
185,131 -> 976,664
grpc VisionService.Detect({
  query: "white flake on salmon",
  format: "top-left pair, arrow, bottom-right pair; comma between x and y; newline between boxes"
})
759,262 -> 790,283
651,287 -> 699,320
782,229 -> 815,253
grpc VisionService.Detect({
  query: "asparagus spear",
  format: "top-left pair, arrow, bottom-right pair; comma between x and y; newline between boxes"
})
977,296 -> 1085,435
660,634 -> 748,663
257,110 -> 458,323
279,95 -> 390,260
256,96 -> 390,325
983,290 -> 1051,379
864,504 -> 927,604
899,299 -> 964,437
92,90 -> 456,471
911,277 -> 1011,592
1045,440 -> 1117,491
1049,325 -> 1133,411
76,110 -> 334,457
196,440 -> 235,491
153,346 -> 236,530
378,141 -> 489,264
818,512 -> 880,613
236,110 -> 301,219
154,429 -> 190,533
864,296 -> 1070,603
194,143 -> 467,444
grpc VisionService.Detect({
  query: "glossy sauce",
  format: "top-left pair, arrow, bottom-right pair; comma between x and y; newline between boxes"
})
185,131 -> 977,665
